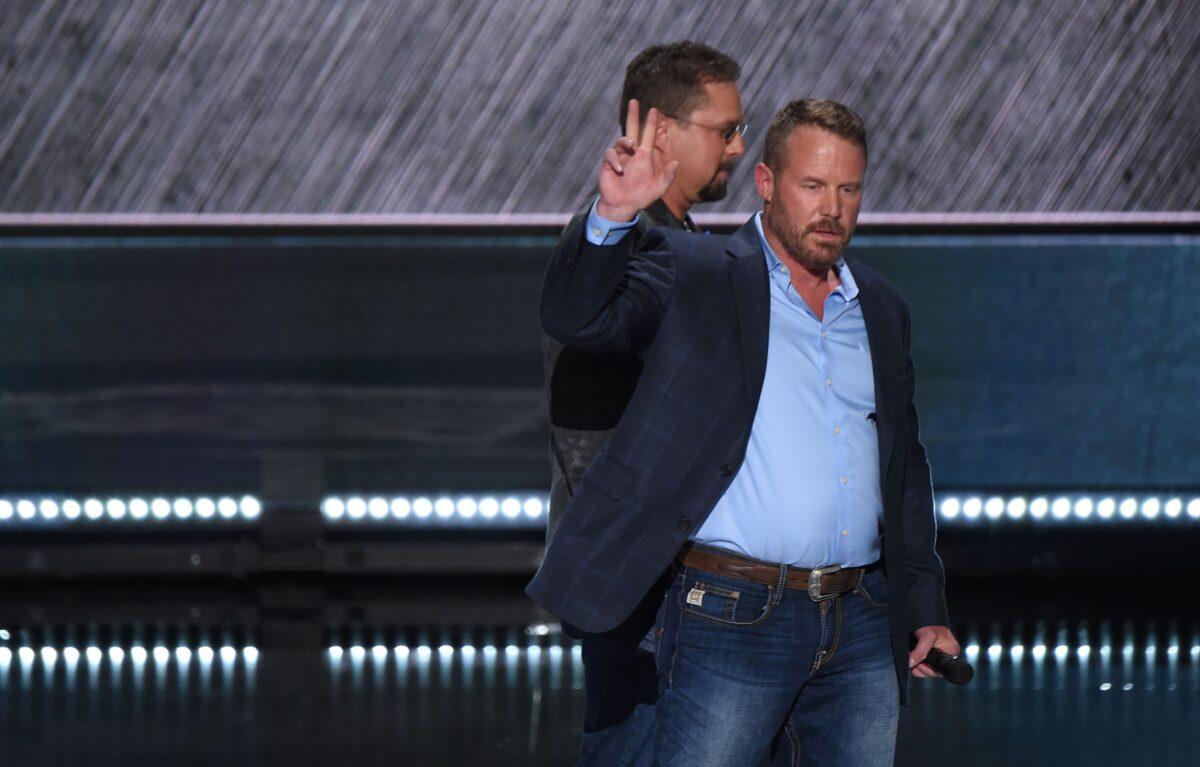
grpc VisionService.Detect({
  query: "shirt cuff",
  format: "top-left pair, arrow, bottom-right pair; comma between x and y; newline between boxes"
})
585,200 -> 637,245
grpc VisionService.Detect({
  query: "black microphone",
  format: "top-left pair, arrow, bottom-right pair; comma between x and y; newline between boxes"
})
921,647 -> 974,685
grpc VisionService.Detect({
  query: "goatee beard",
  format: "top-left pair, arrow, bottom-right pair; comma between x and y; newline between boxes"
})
697,177 -> 728,203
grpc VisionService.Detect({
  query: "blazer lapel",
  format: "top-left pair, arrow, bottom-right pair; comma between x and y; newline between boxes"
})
855,268 -> 900,485
726,219 -> 770,414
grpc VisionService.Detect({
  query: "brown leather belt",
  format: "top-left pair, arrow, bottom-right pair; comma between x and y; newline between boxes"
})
680,545 -> 874,601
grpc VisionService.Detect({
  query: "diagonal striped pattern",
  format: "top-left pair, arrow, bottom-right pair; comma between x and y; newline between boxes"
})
0,0 -> 1197,213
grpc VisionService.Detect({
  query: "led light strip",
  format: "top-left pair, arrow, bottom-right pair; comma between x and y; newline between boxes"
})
0,495 -> 261,524
321,494 -> 547,526
0,645 -> 259,665
937,493 -> 1200,523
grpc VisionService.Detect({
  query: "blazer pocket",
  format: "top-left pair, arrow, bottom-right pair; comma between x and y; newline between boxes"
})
581,452 -> 637,501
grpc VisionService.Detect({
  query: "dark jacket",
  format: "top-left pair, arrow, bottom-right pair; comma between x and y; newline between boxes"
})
544,196 -> 696,542
529,217 -> 949,702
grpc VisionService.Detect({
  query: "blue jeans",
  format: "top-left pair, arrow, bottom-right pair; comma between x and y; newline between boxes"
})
649,555 -> 899,767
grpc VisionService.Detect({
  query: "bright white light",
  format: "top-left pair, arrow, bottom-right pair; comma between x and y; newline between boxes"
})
1011,645 -> 1025,661
128,498 -> 149,519
328,646 -> 344,660
501,497 -> 521,518
346,497 -> 367,519
391,498 -> 411,518
963,497 -> 982,519
106,499 -> 126,520
368,498 -> 388,519
479,497 -> 499,518
40,647 -> 57,664
413,498 -> 433,518
1073,498 -> 1094,519
175,498 -> 195,519
197,647 -> 214,663
39,499 -> 60,519
85,499 -> 104,520
60,499 -> 80,519
435,498 -> 455,518
1006,497 -> 1027,519
153,647 -> 170,663
240,496 -> 261,519
1119,498 -> 1137,519
527,645 -> 542,659
984,497 -> 1004,519
438,645 -> 454,657
1141,498 -> 1160,519
130,647 -> 148,663
1164,498 -> 1182,518
323,498 -> 345,519
349,646 -> 366,660
394,646 -> 409,658
505,645 -> 519,657
196,498 -> 216,518
524,497 -> 544,517
0,647 -> 10,663
1100,682 -> 1112,691
151,498 -> 171,519
175,647 -> 192,663
1051,498 -> 1071,520
1097,498 -> 1116,519
416,646 -> 432,660
1188,499 -> 1200,519
1077,645 -> 1091,660
1030,497 -> 1049,519
940,497 -> 960,518
18,500 -> 36,519
1031,644 -> 1047,661
462,646 -> 477,659
108,647 -> 125,664
457,498 -> 477,518
0,501 -> 12,520
987,644 -> 1002,661
217,497 -> 238,518
63,647 -> 79,664
372,645 -> 388,660
243,647 -> 258,663
19,647 -> 35,663
220,647 -> 237,663
86,647 -> 103,663
1053,645 -> 1069,660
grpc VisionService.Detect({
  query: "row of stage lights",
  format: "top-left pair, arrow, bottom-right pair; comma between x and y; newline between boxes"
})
324,641 -> 1200,665
0,495 -> 261,524
0,645 -> 259,667
937,494 -> 1200,523
2,492 -> 1197,527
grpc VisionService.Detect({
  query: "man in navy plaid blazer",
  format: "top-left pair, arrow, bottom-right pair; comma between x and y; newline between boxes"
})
529,99 -> 960,764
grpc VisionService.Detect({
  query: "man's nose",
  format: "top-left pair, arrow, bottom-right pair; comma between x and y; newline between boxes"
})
820,187 -> 842,218
726,131 -> 746,159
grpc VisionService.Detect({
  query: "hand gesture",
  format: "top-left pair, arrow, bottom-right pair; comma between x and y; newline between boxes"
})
596,99 -> 679,222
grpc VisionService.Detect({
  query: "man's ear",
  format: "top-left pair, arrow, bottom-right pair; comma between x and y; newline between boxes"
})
754,162 -> 774,204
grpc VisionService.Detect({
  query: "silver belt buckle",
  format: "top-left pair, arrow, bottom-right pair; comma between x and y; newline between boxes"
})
807,564 -> 841,601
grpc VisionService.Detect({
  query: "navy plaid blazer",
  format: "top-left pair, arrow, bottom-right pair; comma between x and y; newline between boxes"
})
528,217 -> 950,695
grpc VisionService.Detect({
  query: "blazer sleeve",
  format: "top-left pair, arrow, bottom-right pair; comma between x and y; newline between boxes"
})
539,222 -> 676,354
899,302 -> 951,631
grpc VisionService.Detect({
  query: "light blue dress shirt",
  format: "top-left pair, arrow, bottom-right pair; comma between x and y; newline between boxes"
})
584,206 -> 883,568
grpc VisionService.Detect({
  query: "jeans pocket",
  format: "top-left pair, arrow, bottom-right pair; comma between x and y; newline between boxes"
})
679,570 -> 774,627
853,569 -> 890,610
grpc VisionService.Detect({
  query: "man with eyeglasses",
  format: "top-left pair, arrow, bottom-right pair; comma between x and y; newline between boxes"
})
543,40 -> 747,766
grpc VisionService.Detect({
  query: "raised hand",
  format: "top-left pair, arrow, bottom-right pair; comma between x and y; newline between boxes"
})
596,99 -> 679,222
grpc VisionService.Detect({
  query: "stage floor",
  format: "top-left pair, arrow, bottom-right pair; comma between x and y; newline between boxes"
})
0,578 -> 1196,766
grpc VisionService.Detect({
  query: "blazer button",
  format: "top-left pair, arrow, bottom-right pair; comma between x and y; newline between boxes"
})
678,517 -> 692,531
719,464 -> 733,477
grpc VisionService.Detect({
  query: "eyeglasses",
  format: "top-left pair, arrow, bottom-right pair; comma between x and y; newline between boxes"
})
662,113 -> 749,143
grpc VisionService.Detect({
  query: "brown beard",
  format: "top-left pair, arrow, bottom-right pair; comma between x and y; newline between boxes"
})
767,205 -> 846,272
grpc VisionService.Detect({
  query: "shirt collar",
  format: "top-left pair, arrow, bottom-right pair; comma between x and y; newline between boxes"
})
753,212 -> 859,300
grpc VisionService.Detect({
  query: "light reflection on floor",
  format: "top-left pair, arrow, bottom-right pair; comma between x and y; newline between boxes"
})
2,615 -> 1198,765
